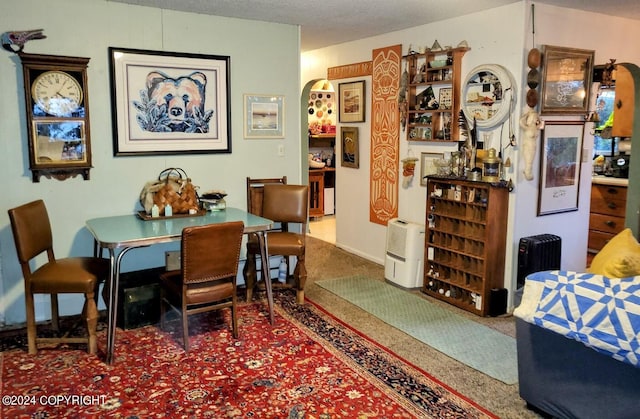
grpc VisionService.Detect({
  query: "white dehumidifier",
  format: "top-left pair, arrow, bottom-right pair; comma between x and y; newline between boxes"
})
384,218 -> 425,289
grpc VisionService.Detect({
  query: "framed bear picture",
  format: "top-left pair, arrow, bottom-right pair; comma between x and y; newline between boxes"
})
109,47 -> 231,156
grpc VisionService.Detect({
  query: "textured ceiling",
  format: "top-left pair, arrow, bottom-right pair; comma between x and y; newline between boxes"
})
109,0 -> 640,51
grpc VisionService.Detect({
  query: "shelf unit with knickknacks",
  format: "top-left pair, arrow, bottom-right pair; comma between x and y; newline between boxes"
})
423,176 -> 508,316
404,46 -> 469,142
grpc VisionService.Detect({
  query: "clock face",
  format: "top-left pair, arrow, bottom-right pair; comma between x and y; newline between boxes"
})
31,70 -> 83,117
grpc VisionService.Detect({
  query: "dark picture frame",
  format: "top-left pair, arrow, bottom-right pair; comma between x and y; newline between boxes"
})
537,121 -> 584,216
338,80 -> 365,122
109,47 -> 231,156
540,45 -> 594,115
340,126 -> 359,168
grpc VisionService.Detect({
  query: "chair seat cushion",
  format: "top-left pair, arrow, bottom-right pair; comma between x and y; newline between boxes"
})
161,270 -> 234,306
247,232 -> 305,256
30,257 -> 107,293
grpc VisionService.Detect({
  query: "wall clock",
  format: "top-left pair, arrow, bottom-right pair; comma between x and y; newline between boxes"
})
461,64 -> 516,129
18,53 -> 92,182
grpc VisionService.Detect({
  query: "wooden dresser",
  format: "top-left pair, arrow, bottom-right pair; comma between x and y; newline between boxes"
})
587,177 -> 628,265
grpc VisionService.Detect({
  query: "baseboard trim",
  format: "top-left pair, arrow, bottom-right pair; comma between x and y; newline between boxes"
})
334,242 -> 384,266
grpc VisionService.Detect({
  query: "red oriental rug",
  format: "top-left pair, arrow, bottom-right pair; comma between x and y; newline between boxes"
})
0,295 -> 497,418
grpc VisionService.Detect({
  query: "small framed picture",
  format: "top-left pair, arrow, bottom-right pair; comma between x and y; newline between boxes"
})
341,126 -> 359,168
439,88 -> 452,110
244,94 -> 285,138
420,152 -> 444,186
338,80 -> 365,122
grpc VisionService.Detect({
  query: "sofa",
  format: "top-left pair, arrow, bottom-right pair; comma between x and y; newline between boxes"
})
513,269 -> 640,419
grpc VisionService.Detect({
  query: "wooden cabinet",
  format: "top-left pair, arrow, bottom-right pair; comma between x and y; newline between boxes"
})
612,65 -> 634,138
587,182 -> 627,265
309,134 -> 336,218
423,177 -> 508,316
404,47 -> 469,142
309,170 -> 325,218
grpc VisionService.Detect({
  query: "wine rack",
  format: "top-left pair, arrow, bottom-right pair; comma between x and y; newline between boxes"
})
423,176 -> 508,316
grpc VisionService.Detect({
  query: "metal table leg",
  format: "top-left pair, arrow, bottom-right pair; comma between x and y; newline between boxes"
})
105,246 -> 138,364
257,231 -> 275,325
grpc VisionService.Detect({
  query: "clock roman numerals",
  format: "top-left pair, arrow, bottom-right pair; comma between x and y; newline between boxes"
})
31,70 -> 83,116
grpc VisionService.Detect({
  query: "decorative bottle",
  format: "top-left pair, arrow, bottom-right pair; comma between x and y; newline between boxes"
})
278,258 -> 287,282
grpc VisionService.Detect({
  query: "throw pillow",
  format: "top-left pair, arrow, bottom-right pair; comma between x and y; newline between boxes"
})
588,228 -> 640,278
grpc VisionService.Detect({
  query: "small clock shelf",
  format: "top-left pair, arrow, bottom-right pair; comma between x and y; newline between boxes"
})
18,53 -> 93,182
404,46 -> 469,142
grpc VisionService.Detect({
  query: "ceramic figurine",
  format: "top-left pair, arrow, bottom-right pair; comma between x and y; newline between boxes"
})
519,106 -> 541,181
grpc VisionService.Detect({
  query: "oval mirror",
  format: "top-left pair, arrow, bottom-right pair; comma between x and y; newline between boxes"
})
462,64 -> 516,129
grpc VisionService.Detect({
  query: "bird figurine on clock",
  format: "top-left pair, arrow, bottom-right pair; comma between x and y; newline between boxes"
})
1,29 -> 46,53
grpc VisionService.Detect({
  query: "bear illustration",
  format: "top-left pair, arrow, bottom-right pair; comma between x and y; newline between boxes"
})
144,70 -> 207,132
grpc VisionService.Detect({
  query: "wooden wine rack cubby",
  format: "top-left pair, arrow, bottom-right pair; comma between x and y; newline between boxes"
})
423,176 -> 508,316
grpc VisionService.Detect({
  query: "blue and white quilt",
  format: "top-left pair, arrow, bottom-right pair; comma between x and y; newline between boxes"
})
514,270 -> 640,367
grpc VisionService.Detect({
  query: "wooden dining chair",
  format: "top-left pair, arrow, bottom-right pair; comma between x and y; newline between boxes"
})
243,176 -> 287,302
244,183 -> 309,304
160,221 -> 244,351
7,199 -> 109,355
246,176 -> 287,217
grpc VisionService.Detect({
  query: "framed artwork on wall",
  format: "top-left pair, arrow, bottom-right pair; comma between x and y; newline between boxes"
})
539,45 -> 594,115
109,47 -> 231,156
438,88 -> 452,110
338,80 -> 365,122
243,94 -> 285,138
420,152 -> 444,186
340,126 -> 359,168
537,121 -> 584,216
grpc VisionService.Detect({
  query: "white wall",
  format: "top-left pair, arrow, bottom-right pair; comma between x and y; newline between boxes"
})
302,0 -> 640,308
303,2 -> 527,270
512,3 -> 640,276
0,0 -> 301,325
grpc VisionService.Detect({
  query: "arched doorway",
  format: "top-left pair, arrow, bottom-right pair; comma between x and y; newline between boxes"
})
301,79 -> 336,243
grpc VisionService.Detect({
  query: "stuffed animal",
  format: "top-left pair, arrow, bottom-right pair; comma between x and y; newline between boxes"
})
519,106 -> 541,181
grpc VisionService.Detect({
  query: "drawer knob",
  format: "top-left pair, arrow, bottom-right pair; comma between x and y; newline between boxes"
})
607,202 -> 617,209
606,188 -> 618,195
604,220 -> 616,227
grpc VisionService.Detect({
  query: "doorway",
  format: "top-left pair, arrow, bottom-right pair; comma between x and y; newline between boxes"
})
302,78 -> 336,244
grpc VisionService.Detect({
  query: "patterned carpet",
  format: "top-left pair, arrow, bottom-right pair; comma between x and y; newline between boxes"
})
317,276 -> 518,384
0,293 -> 496,418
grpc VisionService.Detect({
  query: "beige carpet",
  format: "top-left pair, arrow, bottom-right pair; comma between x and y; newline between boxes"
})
303,235 -> 543,419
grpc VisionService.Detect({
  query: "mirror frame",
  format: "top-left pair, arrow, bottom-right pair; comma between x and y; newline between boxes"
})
462,64 -> 516,129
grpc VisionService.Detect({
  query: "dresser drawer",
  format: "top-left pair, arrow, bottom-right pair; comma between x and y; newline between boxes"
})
591,184 -> 628,201
588,230 -> 616,251
589,213 -> 626,234
590,184 -> 627,217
